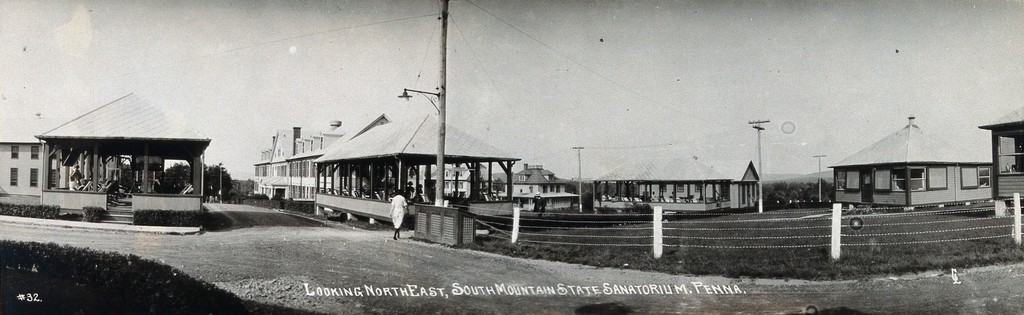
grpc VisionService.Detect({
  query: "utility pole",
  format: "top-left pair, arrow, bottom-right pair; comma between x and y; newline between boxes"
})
814,155 -> 827,202
749,120 -> 770,213
435,0 -> 449,207
572,146 -> 584,213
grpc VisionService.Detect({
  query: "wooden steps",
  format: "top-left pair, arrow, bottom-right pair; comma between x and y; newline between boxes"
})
101,203 -> 134,224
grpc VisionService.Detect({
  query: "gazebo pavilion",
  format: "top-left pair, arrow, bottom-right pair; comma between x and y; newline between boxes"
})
314,115 -> 520,222
35,94 -> 210,212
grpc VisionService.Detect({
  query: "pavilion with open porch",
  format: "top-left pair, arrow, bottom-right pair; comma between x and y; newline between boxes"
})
35,94 -> 210,213
313,115 -> 520,222
593,158 -> 759,211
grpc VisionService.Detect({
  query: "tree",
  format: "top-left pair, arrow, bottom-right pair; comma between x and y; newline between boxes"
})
162,163 -> 192,194
204,164 -> 234,200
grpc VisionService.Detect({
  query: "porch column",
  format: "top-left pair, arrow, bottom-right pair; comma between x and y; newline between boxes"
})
142,144 -> 151,193
398,159 -> 407,197
192,154 -> 203,196
59,148 -> 68,189
315,164 -> 321,194
43,143 -> 52,189
471,162 -> 480,200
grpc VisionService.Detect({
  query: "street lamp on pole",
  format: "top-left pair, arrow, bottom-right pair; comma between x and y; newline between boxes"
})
572,146 -> 584,213
399,0 -> 448,208
749,120 -> 770,213
814,155 -> 827,202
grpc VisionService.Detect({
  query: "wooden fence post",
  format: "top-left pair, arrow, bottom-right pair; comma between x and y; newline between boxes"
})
653,206 -> 663,259
1014,193 -> 1021,246
831,203 -> 842,261
512,204 -> 520,244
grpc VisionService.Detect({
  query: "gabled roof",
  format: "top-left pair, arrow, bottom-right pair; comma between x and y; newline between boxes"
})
513,166 -> 570,185
979,107 -> 1024,130
315,115 -> 519,163
36,94 -> 209,142
593,157 -> 746,182
833,121 -> 988,168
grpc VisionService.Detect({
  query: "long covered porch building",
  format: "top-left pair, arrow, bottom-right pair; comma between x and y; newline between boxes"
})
313,115 -> 519,222
593,158 -> 759,211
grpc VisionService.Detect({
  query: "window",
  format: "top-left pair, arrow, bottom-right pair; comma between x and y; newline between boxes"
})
893,170 -> 905,191
9,168 -> 17,186
836,172 -> 847,190
845,171 -> 860,190
998,134 -> 1024,173
895,168 -> 926,191
979,167 -> 991,188
874,169 -> 891,190
30,146 -> 39,159
928,167 -> 947,190
29,168 -> 38,187
962,167 -> 979,188
10,146 -> 18,159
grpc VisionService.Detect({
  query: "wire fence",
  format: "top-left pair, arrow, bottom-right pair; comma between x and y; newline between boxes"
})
470,196 -> 1023,259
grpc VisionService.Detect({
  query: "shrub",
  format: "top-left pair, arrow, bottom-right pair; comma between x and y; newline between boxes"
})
133,209 -> 205,227
0,240 -> 248,314
628,203 -> 654,214
241,199 -> 316,214
82,207 -> 106,223
0,202 -> 60,219
248,194 -> 270,200
282,200 -> 315,214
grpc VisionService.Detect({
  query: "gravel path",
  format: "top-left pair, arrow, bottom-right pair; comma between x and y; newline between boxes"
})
2,204 -> 1023,314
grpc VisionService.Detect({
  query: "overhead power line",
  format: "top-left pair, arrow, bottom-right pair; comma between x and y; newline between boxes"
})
117,13 -> 438,79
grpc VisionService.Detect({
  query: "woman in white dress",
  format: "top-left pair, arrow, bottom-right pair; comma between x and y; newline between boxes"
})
390,191 -> 408,240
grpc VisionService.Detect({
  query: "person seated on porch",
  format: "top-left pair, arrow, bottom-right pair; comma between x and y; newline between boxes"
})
105,180 -> 122,205
77,178 -> 95,191
69,165 -> 84,189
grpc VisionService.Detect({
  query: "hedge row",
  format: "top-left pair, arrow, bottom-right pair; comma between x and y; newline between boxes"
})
0,240 -> 248,314
133,209 -> 205,227
241,199 -> 315,214
82,207 -> 106,223
0,202 -> 60,219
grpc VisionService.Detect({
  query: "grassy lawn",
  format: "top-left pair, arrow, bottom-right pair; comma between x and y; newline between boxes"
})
471,205 -> 1024,280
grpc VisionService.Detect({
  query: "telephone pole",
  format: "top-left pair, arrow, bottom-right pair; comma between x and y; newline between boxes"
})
814,155 -> 827,202
572,146 -> 584,213
749,120 -> 770,213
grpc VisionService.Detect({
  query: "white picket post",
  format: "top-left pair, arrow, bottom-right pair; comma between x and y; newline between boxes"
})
1014,193 -> 1021,246
831,203 -> 842,261
653,206 -> 663,259
511,204 -> 520,244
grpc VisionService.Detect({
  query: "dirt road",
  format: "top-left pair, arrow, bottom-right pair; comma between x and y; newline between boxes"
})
2,204 -> 1022,314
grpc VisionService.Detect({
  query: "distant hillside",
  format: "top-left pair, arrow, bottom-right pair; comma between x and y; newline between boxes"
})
766,171 -> 833,184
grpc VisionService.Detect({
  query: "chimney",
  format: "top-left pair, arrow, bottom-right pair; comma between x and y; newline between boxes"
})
523,163 -> 529,171
329,120 -> 342,131
293,127 -> 301,155
907,116 -> 917,127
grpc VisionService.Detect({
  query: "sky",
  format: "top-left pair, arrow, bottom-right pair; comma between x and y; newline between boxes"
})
2,0 -> 1022,180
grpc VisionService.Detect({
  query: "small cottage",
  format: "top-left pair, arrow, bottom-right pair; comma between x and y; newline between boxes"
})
832,117 -> 990,206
